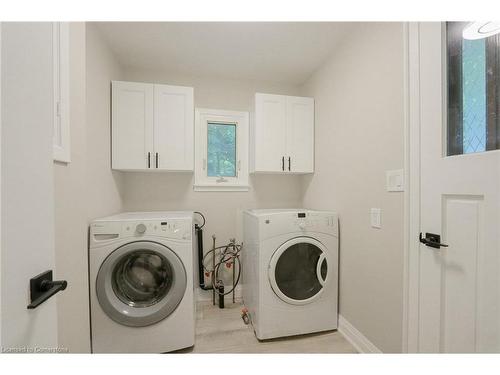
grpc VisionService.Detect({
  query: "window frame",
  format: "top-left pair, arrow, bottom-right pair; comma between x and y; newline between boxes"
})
194,108 -> 249,191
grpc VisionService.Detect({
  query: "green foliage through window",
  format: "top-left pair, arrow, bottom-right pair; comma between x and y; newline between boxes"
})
207,122 -> 237,177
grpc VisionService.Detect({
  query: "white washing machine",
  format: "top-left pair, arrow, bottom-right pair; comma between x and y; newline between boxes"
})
89,211 -> 195,353
242,209 -> 338,340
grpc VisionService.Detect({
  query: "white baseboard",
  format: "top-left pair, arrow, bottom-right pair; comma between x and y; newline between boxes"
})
338,315 -> 382,353
196,285 -> 242,303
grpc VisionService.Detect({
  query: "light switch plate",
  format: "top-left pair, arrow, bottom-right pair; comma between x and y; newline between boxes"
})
371,208 -> 381,229
386,169 -> 404,192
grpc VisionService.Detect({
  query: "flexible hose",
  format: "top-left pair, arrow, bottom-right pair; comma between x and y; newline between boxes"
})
194,211 -> 242,297
202,241 -> 242,296
194,211 -> 206,229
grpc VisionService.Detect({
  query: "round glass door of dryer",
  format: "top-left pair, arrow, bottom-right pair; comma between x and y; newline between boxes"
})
268,237 -> 328,305
96,241 -> 187,327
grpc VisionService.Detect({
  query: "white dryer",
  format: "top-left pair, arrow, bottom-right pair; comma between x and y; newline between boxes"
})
89,211 -> 195,353
242,209 -> 338,340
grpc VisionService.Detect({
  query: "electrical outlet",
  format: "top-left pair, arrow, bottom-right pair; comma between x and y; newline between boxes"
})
370,208 -> 381,229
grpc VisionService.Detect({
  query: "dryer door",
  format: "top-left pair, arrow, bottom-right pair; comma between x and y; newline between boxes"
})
268,237 -> 328,305
96,241 -> 187,327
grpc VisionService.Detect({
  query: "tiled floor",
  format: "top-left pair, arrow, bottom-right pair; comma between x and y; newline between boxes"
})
179,301 -> 357,353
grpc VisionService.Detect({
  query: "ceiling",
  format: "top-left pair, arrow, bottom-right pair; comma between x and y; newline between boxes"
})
95,22 -> 354,85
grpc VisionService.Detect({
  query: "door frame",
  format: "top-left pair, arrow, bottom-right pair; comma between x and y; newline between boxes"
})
402,21 -> 445,353
0,21 -> 3,347
402,21 -> 420,353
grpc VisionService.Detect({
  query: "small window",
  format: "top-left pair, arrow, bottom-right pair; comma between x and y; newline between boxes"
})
446,22 -> 500,156
207,122 -> 237,177
194,108 -> 249,191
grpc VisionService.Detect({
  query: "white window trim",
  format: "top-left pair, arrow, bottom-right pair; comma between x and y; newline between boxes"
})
52,22 -> 71,163
194,108 -> 249,192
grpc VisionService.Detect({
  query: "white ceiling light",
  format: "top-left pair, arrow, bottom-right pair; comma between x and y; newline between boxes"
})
463,21 -> 500,40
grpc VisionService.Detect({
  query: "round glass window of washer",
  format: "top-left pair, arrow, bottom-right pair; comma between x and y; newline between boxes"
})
112,250 -> 173,308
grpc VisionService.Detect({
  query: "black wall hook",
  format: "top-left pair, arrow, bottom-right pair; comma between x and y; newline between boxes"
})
27,270 -> 67,309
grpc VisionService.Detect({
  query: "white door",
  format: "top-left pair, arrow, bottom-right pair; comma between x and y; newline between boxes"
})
286,96 -> 314,173
410,22 -> 500,353
111,81 -> 154,170
154,84 -> 194,171
1,23 -> 60,351
253,93 -> 287,172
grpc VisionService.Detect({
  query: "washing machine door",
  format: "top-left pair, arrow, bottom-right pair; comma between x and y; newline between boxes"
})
96,241 -> 187,327
268,237 -> 328,305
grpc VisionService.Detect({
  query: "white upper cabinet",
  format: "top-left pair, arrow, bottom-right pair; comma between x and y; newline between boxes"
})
112,81 -> 194,171
112,81 -> 154,170
252,93 -> 287,172
251,93 -> 314,174
286,96 -> 314,173
154,84 -> 194,171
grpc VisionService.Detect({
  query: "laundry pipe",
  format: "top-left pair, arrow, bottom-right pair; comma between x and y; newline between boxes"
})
195,223 -> 212,291
212,235 -> 216,305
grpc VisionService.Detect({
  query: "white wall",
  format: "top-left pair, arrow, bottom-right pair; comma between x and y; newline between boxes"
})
54,23 -> 89,353
54,23 -> 125,353
121,68 -> 304,296
85,24 -> 125,220
300,22 -> 405,352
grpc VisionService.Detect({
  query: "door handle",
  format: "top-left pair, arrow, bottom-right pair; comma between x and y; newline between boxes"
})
155,152 -> 159,168
147,152 -> 151,168
282,156 -> 284,171
316,253 -> 327,286
419,232 -> 449,249
288,157 -> 291,171
27,270 -> 67,309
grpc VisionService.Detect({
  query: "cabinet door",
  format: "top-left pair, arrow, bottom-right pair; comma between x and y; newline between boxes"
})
154,84 -> 194,171
286,96 -> 314,173
112,81 -> 154,170
253,93 -> 287,172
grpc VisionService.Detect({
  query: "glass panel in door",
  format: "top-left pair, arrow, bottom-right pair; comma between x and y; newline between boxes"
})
446,22 -> 500,155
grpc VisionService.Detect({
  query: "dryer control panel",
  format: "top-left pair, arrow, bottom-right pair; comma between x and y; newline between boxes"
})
255,210 -> 338,240
294,212 -> 337,231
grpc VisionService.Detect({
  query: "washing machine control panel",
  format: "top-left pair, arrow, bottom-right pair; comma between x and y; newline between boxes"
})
122,220 -> 192,240
91,218 -> 192,243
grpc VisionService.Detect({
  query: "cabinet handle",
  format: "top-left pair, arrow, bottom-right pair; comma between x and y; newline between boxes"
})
282,156 -> 285,171
148,152 -> 151,168
155,153 -> 159,168
288,157 -> 291,171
